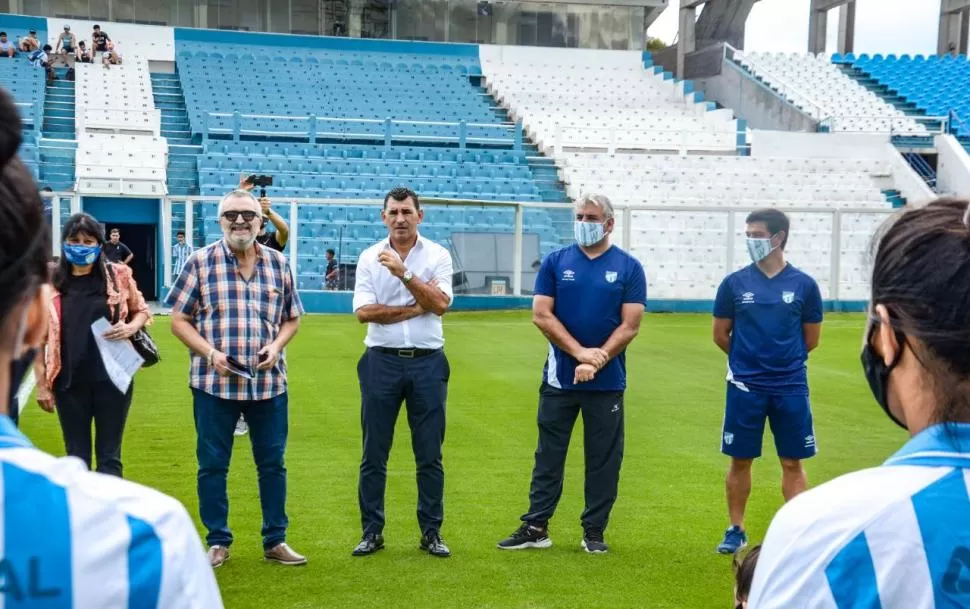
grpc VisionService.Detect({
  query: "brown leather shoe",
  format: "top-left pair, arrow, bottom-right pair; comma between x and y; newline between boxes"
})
264,542 -> 307,566
208,545 -> 229,568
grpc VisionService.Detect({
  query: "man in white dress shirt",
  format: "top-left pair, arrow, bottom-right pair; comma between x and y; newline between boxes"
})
351,187 -> 454,558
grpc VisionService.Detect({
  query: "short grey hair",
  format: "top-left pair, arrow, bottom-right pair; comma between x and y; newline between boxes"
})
575,193 -> 614,221
217,189 -> 260,218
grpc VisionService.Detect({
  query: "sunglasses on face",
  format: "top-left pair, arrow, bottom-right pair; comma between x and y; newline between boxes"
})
222,210 -> 258,223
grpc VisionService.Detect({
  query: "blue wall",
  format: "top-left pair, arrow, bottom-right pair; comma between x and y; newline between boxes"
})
0,13 -> 47,44
82,197 -> 163,294
173,27 -> 479,57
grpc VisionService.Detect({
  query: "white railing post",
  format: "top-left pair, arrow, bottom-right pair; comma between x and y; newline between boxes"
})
185,198 -> 195,248
71,193 -> 81,215
161,196 -> 172,288
512,203 -> 524,296
830,209 -> 842,303
622,207 -> 632,251
289,199 -> 299,277
726,209 -> 736,274
51,195 -> 61,257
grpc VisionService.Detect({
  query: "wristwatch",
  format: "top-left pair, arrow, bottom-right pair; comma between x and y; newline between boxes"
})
402,270 -> 414,284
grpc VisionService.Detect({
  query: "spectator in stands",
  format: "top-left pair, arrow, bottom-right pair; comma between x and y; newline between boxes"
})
76,40 -> 92,63
0,32 -> 16,58
17,29 -> 39,53
28,44 -> 55,84
351,187 -> 454,558
712,209 -> 823,556
101,41 -> 122,68
497,193 -> 646,555
0,86 -> 224,609
325,248 -> 338,289
55,25 -> 76,59
748,198 -> 970,607
173,230 -> 193,281
734,545 -> 760,609
34,212 -> 152,478
166,188 -> 306,569
91,24 -> 110,54
104,228 -> 133,265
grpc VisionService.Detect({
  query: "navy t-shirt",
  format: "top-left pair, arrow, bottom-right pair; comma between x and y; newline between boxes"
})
534,244 -> 647,392
713,263 -> 823,395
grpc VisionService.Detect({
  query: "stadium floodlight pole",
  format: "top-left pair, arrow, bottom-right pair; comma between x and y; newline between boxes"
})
939,0 -> 970,56
808,0 -> 856,55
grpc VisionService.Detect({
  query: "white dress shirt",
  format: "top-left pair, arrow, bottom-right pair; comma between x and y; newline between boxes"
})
353,234 -> 454,349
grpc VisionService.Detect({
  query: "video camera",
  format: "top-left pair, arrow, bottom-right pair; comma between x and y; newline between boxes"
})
247,174 -> 273,198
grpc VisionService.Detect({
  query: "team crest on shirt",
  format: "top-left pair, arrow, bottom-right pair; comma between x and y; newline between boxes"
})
605,271 -> 617,283
723,432 -> 734,445
782,291 -> 795,304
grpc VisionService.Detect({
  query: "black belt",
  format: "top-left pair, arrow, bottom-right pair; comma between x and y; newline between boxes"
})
371,347 -> 440,359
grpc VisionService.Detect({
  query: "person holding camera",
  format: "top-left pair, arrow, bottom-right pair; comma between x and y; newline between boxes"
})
239,175 -> 289,252
166,187 -> 306,569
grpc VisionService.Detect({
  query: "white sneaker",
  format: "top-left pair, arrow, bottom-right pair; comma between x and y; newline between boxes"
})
233,418 -> 249,437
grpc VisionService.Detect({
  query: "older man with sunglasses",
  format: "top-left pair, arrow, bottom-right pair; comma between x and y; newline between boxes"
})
166,189 -> 306,568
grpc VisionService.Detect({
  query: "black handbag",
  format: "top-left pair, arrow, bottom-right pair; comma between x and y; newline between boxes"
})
107,264 -> 160,367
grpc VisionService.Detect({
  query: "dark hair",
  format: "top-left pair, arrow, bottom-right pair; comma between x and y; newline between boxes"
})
870,198 -> 970,425
110,227 -> 119,234
94,25 -> 100,29
746,208 -> 790,249
326,248 -> 335,256
734,545 -> 761,606
54,213 -> 107,294
0,32 -> 6,37
0,87 -> 50,346
384,186 -> 419,210
176,230 -> 185,237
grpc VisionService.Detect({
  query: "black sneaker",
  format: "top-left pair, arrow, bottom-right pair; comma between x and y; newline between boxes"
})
419,530 -> 451,558
582,528 -> 608,554
352,533 -> 384,556
497,522 -> 552,550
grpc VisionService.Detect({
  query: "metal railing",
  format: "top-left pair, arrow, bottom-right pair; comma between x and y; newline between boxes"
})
155,196 -> 892,302
819,114 -> 949,136
202,112 -> 525,151
548,124 -> 742,156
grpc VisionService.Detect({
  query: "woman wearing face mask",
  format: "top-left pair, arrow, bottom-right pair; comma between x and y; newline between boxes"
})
33,212 -> 152,478
0,87 -> 223,607
748,197 -> 970,608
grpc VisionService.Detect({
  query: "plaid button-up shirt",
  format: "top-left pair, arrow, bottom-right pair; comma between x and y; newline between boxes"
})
165,239 -> 304,401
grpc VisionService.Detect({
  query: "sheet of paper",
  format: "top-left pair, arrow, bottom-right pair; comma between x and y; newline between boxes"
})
91,318 -> 144,394
15,369 -> 35,413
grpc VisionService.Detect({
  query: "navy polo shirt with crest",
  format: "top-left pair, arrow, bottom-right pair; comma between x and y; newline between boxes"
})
713,263 -> 823,395
534,244 -> 647,392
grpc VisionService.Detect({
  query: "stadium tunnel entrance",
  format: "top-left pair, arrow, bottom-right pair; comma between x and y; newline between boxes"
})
82,197 -> 161,302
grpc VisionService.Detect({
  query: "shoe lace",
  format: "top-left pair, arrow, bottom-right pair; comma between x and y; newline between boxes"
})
727,527 -> 744,543
585,527 -> 604,543
426,531 -> 442,546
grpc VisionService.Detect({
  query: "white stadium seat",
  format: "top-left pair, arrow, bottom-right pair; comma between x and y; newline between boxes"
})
734,52 -> 927,134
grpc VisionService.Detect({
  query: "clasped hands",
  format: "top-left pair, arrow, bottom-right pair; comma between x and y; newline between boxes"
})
574,347 -> 610,384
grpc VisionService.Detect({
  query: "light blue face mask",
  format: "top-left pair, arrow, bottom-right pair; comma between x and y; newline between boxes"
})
63,243 -> 102,266
745,236 -> 776,263
574,221 -> 606,247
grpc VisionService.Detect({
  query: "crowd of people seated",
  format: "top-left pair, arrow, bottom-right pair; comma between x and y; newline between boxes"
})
0,23 -> 121,81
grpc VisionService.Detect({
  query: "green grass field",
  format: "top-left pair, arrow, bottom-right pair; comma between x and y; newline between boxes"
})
20,311 -> 907,609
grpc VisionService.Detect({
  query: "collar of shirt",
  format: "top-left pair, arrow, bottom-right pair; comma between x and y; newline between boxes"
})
884,422 -> 970,467
220,238 -> 268,269
0,414 -> 32,450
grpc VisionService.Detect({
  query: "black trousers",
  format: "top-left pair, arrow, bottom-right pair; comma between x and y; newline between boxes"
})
54,380 -> 133,477
357,348 -> 449,536
522,383 -> 625,532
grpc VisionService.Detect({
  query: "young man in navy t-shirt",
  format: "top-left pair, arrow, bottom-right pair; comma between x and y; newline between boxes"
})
712,208 -> 823,554
497,194 -> 647,555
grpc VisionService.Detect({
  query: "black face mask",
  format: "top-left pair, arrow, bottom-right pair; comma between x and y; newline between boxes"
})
860,324 -> 907,429
9,347 -> 37,412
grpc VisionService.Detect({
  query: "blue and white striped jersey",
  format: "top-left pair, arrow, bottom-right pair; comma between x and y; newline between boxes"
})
750,423 -> 970,609
0,416 -> 224,608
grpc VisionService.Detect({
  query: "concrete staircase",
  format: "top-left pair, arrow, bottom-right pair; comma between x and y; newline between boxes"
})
39,68 -> 76,192
150,72 -> 200,197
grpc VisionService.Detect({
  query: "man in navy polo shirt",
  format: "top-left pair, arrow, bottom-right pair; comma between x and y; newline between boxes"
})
712,208 -> 823,555
497,193 -> 646,555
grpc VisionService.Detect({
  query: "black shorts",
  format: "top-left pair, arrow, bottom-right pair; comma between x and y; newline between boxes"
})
95,42 -> 107,52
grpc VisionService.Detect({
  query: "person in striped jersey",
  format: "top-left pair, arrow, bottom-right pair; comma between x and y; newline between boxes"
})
0,88 -> 224,608
749,197 -> 970,608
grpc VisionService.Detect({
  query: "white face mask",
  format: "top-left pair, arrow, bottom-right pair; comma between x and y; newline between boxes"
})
746,236 -> 776,263
575,221 -> 606,247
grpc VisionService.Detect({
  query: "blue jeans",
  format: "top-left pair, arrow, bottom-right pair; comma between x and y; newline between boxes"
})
192,388 -> 289,550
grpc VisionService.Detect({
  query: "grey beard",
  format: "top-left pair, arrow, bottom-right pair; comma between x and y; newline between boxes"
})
226,233 -> 257,251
